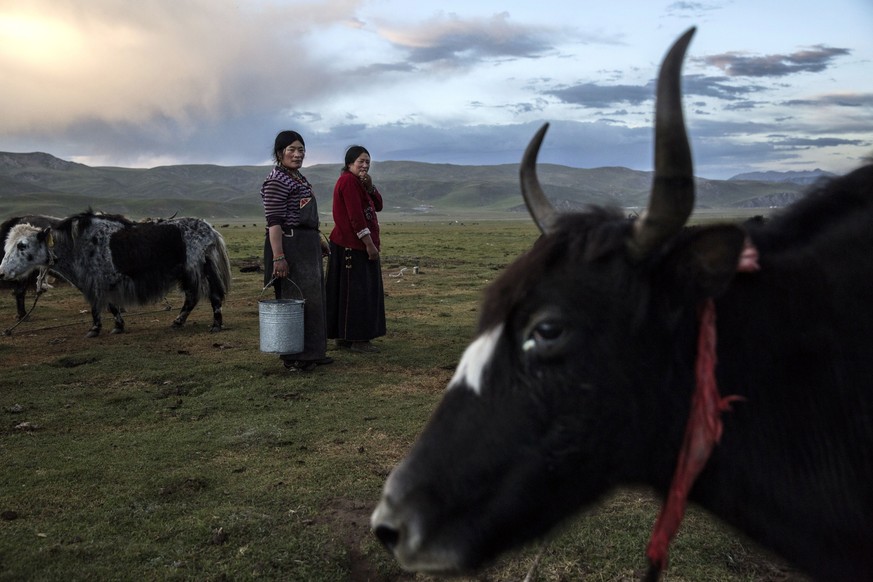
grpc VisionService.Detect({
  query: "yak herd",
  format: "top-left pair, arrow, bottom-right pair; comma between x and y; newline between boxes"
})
3,27 -> 872,582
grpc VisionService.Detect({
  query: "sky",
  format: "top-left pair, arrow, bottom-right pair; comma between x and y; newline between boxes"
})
1,0 -> 871,179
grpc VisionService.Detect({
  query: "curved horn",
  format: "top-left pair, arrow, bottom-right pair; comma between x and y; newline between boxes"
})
628,27 -> 696,260
520,123 -> 558,234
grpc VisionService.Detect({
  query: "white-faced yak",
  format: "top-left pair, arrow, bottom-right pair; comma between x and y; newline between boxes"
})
371,28 -> 873,581
0,210 -> 232,337
0,215 -> 60,320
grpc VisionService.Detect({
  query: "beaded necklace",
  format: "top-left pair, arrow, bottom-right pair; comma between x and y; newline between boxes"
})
278,164 -> 311,187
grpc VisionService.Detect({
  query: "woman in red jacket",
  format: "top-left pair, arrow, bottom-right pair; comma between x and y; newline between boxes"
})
326,145 -> 386,353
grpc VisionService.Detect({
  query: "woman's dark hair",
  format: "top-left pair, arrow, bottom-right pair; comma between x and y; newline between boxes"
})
343,145 -> 370,172
273,130 -> 305,163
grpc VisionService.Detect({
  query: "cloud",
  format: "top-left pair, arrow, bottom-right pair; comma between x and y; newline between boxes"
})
703,45 -> 851,77
544,73 -> 768,110
375,11 -> 560,67
0,0 -> 358,132
666,1 -> 723,16
783,93 -> 873,108
268,119 -> 656,171
1,0 -> 870,179
769,136 -> 869,148
682,74 -> 767,100
545,82 -> 655,109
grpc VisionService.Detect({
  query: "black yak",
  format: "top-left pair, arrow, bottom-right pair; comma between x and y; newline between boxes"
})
371,28 -> 873,581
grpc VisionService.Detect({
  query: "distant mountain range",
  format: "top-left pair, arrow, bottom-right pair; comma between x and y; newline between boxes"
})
0,151 -> 831,220
729,169 -> 836,185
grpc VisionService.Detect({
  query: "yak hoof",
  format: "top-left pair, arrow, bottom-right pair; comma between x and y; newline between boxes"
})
85,329 -> 100,338
110,327 -> 125,334
209,324 -> 223,332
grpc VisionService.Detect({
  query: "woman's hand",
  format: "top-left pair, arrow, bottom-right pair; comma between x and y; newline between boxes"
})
273,256 -> 288,278
361,233 -> 379,261
359,173 -> 373,191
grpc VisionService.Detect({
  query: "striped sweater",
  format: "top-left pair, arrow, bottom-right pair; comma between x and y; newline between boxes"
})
260,166 -> 318,229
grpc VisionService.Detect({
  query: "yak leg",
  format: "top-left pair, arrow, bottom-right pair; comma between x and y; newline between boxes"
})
14,284 -> 28,320
205,261 -> 224,332
108,303 -> 125,334
86,303 -> 103,338
172,289 -> 198,328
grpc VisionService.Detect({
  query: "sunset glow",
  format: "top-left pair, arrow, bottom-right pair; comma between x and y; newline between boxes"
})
0,0 -> 870,177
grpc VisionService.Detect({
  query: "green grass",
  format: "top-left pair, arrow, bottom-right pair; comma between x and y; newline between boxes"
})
0,221 -> 802,581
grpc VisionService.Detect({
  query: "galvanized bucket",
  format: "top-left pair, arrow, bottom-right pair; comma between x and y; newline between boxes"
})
259,278 -> 305,354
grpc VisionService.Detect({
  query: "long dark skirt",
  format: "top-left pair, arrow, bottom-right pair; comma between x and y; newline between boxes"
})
263,230 -> 327,362
325,242 -> 386,342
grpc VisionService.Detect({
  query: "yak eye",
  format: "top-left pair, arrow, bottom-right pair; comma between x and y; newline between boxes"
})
533,321 -> 562,342
522,313 -> 567,358
16,241 -> 26,251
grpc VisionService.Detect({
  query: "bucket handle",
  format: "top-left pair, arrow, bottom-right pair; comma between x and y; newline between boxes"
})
262,276 -> 305,301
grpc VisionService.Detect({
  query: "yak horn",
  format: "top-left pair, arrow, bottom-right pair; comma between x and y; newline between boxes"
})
628,27 -> 696,260
520,123 -> 557,234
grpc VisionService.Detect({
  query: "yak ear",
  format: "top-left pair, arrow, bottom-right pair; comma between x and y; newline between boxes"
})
37,227 -> 52,242
660,224 -> 747,301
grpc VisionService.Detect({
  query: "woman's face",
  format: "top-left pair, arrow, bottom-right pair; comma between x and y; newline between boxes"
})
348,152 -> 371,177
281,140 -> 305,170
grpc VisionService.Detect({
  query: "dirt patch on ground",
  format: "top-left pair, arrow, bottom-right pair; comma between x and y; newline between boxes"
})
316,497 -> 417,582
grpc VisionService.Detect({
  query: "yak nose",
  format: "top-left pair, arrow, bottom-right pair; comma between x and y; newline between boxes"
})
373,522 -> 400,552
371,488 -> 412,558
371,496 -> 403,554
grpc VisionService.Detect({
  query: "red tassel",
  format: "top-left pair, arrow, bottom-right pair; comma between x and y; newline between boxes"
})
645,298 -> 744,575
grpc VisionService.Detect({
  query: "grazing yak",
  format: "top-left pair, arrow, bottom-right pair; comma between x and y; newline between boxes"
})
0,210 -> 232,337
371,28 -> 873,580
0,215 -> 60,320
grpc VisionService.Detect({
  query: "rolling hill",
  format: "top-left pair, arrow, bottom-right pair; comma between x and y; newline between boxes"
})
0,151 -> 817,220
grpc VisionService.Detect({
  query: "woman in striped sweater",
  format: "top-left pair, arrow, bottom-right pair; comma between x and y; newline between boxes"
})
261,130 -> 332,372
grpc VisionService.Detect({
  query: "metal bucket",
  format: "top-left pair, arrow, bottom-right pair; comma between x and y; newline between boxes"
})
259,299 -> 304,353
259,277 -> 305,353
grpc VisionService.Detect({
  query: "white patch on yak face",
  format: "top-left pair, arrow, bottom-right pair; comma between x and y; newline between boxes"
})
0,224 -> 43,279
448,324 -> 503,395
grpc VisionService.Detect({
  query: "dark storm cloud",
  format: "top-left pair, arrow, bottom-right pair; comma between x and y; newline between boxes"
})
703,45 -> 851,77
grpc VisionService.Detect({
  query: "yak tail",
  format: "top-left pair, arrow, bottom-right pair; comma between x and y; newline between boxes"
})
205,230 -> 233,299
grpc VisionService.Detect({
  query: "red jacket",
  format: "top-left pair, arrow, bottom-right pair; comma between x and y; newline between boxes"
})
329,171 -> 383,250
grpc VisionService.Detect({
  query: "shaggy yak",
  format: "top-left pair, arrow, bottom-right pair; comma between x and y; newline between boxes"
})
0,215 -> 60,320
0,210 -> 232,337
371,28 -> 873,581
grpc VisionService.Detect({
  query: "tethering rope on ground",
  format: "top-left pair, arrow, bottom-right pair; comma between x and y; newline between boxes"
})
3,298 -> 174,336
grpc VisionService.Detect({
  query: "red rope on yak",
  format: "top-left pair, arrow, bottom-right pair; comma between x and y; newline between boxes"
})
644,298 -> 746,579
643,238 -> 759,580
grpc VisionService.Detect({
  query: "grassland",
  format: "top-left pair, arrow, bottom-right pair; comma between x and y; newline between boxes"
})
0,220 -> 803,581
